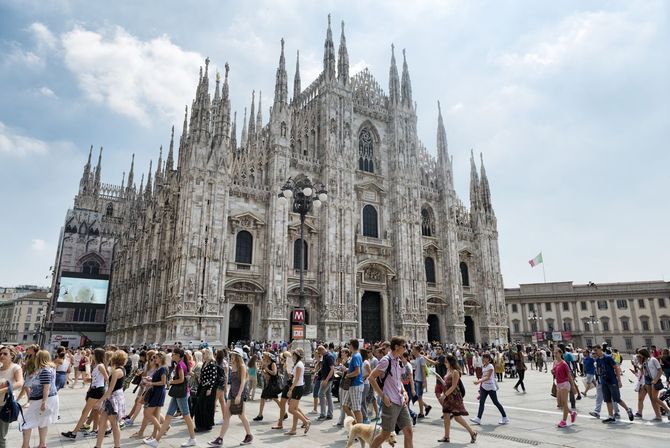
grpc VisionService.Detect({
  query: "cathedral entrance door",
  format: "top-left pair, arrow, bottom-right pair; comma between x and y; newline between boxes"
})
464,316 -> 476,344
361,291 -> 382,342
427,314 -> 440,342
228,304 -> 251,343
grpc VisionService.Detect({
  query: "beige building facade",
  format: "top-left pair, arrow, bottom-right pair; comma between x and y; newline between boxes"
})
0,291 -> 49,344
505,281 -> 670,351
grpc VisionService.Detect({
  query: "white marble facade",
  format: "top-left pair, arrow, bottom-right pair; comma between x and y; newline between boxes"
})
100,17 -> 508,346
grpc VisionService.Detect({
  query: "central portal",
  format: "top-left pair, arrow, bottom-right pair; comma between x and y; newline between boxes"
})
464,315 -> 476,343
361,291 -> 382,342
228,304 -> 251,343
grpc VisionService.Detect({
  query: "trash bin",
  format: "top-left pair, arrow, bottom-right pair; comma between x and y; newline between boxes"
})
303,370 -> 313,394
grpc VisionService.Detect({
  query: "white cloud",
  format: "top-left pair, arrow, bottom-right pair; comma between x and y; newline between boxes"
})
0,121 -> 73,157
31,239 -> 46,251
61,26 -> 205,125
29,22 -> 57,50
36,86 -> 57,98
3,42 -> 43,68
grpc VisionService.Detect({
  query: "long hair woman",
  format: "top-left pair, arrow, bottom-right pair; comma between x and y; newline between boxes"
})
54,347 -> 70,391
144,348 -> 197,447
21,350 -> 59,448
271,351 -> 292,430
0,345 -> 24,448
247,354 -> 258,401
284,348 -> 310,436
439,354 -> 477,443
130,351 -> 167,440
552,348 -> 577,428
125,349 -> 153,426
95,350 -> 127,448
214,349 -> 228,424
254,351 -> 280,421
194,348 -> 218,432
208,347 -> 253,446
61,347 -> 108,439
639,348 -> 670,420
470,353 -> 509,425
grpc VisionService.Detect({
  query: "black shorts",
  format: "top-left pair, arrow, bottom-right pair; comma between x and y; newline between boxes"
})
282,385 -> 304,400
86,386 -> 105,400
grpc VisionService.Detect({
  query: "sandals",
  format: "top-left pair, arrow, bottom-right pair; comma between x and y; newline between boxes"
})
471,431 -> 478,443
271,425 -> 283,430
438,437 -> 450,442
284,431 -> 297,436
304,420 -> 311,434
129,432 -> 144,439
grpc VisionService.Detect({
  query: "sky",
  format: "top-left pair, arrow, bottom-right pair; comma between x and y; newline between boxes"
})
0,0 -> 668,289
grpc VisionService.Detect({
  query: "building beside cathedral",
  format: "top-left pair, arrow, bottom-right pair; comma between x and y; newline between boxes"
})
51,17 -> 509,346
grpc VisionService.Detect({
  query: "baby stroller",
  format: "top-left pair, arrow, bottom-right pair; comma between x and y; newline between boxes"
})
504,360 -> 517,379
660,386 -> 670,410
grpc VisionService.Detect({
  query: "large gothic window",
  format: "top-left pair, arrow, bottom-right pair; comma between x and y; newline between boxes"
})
362,205 -> 379,238
106,203 -> 114,217
421,208 -> 434,236
358,128 -> 374,173
82,260 -> 100,275
460,262 -> 470,287
425,257 -> 436,284
235,231 -> 253,264
293,239 -> 308,270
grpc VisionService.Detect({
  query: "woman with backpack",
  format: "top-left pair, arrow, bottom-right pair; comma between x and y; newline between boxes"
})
0,345 -> 24,448
438,354 -> 477,443
20,350 -> 59,448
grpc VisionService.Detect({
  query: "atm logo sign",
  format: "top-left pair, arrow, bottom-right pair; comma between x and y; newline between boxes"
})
292,309 -> 305,323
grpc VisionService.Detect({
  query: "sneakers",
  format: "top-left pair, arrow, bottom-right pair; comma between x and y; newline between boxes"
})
180,438 -> 197,447
425,405 -> 433,417
417,413 -> 425,419
634,412 -> 643,418
80,424 -> 92,432
144,438 -> 159,447
316,415 -> 327,421
602,417 -> 616,423
241,434 -> 253,445
82,430 -> 97,438
207,437 -> 223,447
614,412 -> 620,419
557,420 -> 567,428
513,386 -> 519,392
499,417 -> 510,425
589,411 -> 600,419
627,409 -> 634,421
252,415 -> 263,421
469,417 -> 481,425
570,411 -> 577,423
412,414 -> 417,426
124,417 -> 134,426
61,431 -> 77,439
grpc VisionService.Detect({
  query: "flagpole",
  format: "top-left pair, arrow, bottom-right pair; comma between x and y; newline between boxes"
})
542,261 -> 546,283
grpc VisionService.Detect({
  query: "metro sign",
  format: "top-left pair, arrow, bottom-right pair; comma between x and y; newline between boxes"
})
292,308 -> 305,323
292,325 -> 305,340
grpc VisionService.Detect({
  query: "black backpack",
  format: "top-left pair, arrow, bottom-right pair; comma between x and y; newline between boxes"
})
376,355 -> 396,389
0,382 -> 23,424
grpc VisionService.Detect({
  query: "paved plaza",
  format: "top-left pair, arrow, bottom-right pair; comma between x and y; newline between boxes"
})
9,361 -> 669,448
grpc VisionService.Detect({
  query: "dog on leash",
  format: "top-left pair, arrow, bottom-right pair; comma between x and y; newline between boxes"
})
344,416 -> 397,447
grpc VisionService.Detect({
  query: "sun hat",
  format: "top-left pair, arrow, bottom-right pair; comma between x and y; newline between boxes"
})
231,347 -> 245,358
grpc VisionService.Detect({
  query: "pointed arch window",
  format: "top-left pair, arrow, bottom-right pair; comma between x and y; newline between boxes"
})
82,260 -> 100,275
460,262 -> 470,287
358,128 -> 374,173
293,239 -> 308,270
362,205 -> 378,238
421,208 -> 434,236
425,257 -> 436,284
235,230 -> 253,264
106,203 -> 114,217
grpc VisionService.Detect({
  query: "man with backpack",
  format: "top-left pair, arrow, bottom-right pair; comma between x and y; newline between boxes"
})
368,336 -> 413,448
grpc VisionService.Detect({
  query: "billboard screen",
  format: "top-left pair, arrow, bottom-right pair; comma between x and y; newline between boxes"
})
58,276 -> 109,305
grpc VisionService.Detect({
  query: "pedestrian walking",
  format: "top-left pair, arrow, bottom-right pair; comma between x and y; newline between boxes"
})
20,350 -> 59,448
95,350 -> 127,448
470,353 -> 509,425
254,352 -> 280,421
284,348 -> 310,436
438,354 -> 477,443
513,345 -> 526,393
316,345 -> 335,420
592,345 -> 634,423
552,348 -> 578,428
194,348 -> 218,432
131,352 -> 167,440
0,345 -> 24,448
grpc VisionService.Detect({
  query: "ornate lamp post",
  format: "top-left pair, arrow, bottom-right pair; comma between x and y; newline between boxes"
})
527,312 -> 543,336
277,174 -> 327,320
586,315 -> 599,346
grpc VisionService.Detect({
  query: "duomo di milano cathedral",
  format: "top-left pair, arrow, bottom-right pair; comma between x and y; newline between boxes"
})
67,17 -> 508,346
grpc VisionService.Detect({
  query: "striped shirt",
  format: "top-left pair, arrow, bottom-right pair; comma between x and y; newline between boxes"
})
28,367 -> 57,399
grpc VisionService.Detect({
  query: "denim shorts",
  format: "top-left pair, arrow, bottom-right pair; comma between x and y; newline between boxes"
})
166,395 -> 189,416
414,380 -> 424,398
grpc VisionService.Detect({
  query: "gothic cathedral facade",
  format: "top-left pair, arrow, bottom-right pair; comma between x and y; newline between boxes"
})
102,17 -> 508,346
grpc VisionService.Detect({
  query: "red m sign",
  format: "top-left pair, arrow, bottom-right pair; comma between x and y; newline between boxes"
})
292,308 -> 305,323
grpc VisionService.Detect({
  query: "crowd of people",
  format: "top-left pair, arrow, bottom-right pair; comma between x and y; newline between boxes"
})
0,339 -> 668,447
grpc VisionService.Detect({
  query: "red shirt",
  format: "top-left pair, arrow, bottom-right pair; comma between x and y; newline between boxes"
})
552,360 -> 571,384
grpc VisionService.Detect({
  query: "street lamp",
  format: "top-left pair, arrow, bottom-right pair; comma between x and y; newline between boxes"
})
277,174 -> 328,318
527,312 -> 542,334
586,315 -> 599,346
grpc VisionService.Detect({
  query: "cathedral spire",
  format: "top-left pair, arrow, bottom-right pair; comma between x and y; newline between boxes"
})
480,153 -> 493,213
230,110 -> 238,150
155,145 -> 163,184
94,146 -> 102,190
247,91 -> 256,144
79,145 -> 93,193
436,101 -> 453,190
222,63 -> 230,102
166,126 -> 174,172
145,160 -> 152,200
273,39 -> 288,109
469,149 -> 481,211
126,153 -> 135,191
388,44 -> 400,106
338,20 -> 349,85
240,107 -> 248,149
323,14 -> 336,81
293,50 -> 301,102
401,48 -> 413,108
256,91 -> 262,132
190,58 -> 211,143
178,105 -> 188,169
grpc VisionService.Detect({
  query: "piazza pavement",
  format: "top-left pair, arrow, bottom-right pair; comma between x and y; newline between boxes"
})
8,360 -> 669,448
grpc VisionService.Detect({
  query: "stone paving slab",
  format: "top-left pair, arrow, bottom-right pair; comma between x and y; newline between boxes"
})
8,361 -> 669,447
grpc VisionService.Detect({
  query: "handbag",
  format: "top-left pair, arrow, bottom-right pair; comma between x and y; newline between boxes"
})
340,376 -> 352,391
229,399 -> 244,415
103,399 -> 116,415
168,381 -> 187,398
550,383 -> 557,397
654,381 -> 664,391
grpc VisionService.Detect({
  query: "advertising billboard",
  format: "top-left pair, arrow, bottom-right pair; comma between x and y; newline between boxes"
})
58,275 -> 109,305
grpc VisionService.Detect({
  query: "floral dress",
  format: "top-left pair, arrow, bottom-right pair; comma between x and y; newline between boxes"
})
441,372 -> 468,416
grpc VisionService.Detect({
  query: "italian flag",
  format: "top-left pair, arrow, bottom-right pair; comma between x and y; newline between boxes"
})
528,252 -> 543,268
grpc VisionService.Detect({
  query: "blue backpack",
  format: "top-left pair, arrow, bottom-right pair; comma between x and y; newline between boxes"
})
0,382 -> 23,424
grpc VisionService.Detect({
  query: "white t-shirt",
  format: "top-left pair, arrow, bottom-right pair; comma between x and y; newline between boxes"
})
292,360 -> 305,387
481,364 -> 496,391
645,357 -> 661,379
130,353 -> 140,370
413,356 -> 425,382
363,360 -> 371,385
